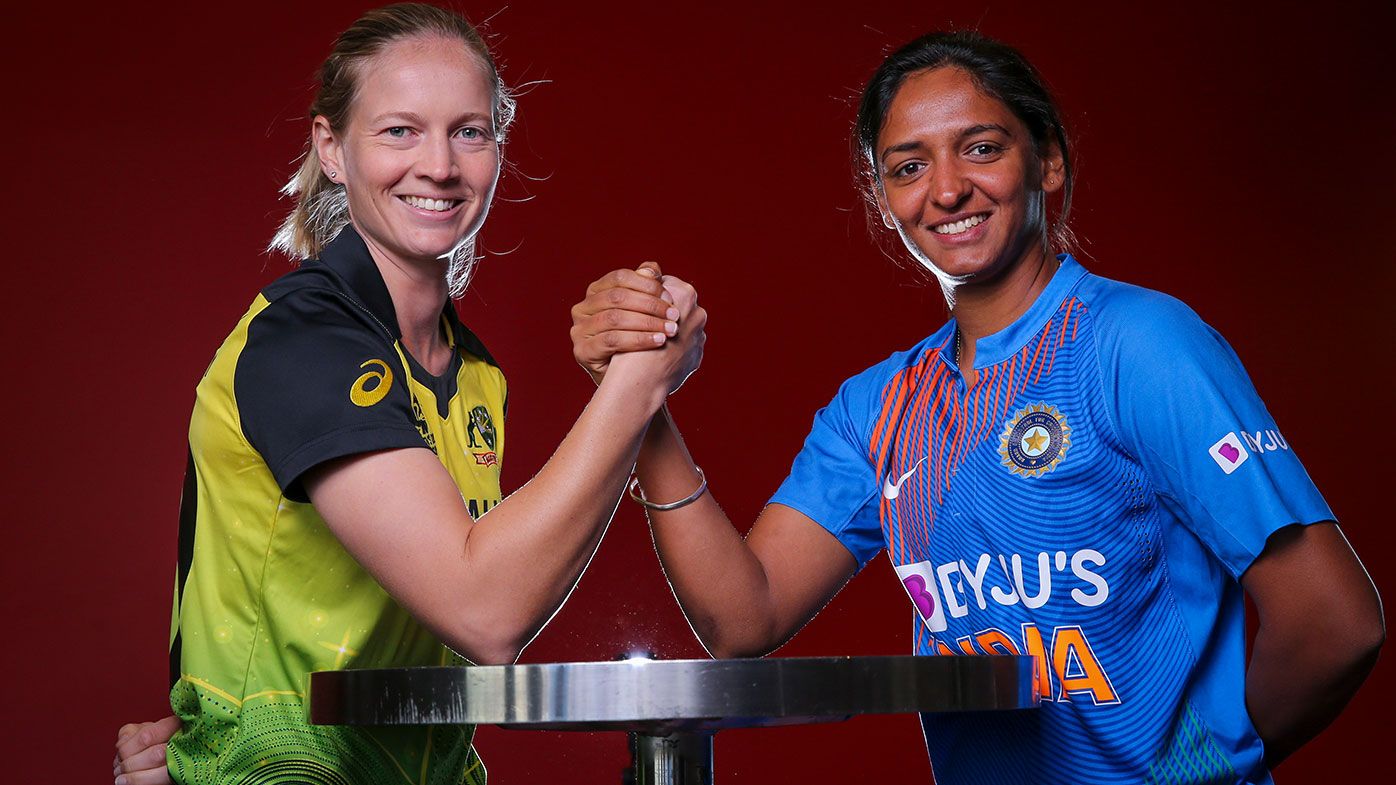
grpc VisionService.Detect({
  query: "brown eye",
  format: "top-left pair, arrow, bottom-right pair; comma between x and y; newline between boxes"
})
893,161 -> 924,178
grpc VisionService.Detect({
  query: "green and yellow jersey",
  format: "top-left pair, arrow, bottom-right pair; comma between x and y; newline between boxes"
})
167,226 -> 505,785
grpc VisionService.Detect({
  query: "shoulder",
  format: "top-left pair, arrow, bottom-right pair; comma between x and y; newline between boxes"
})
1073,270 -> 1232,370
248,263 -> 393,343
823,327 -> 953,425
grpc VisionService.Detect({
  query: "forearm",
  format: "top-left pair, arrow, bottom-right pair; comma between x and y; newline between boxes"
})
1240,522 -> 1385,767
458,365 -> 668,656
637,408 -> 785,657
1246,616 -> 1383,767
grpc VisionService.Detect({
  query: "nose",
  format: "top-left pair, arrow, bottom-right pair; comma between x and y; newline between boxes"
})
417,134 -> 458,182
928,159 -> 971,211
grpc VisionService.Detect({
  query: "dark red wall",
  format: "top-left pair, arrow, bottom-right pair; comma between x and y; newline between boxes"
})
7,0 -> 1392,781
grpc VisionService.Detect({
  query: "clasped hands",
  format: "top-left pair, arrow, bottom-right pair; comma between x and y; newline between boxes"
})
570,262 -> 707,394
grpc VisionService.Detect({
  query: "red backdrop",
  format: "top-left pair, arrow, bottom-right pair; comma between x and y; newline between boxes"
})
6,0 -> 1393,781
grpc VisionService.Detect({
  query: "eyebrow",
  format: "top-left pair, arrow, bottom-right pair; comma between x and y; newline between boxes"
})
879,123 -> 1016,162
368,110 -> 492,126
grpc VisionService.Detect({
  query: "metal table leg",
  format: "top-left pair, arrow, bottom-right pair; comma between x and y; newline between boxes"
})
627,731 -> 713,785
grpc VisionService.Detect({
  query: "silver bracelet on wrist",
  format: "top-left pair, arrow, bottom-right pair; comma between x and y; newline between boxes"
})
628,467 -> 707,511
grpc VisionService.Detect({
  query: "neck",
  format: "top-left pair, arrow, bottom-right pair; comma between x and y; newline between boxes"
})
356,224 -> 451,372
951,244 -> 1059,367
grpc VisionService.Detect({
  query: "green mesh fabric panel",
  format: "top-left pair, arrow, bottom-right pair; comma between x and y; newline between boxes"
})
168,681 -> 484,785
1144,702 -> 1239,785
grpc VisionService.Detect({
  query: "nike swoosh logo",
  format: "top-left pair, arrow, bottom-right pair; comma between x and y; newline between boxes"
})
881,457 -> 927,500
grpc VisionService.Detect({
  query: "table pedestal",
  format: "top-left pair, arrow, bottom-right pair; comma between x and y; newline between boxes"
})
628,732 -> 713,785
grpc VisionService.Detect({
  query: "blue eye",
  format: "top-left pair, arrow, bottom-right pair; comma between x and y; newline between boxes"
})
387,127 -> 408,138
456,126 -> 490,141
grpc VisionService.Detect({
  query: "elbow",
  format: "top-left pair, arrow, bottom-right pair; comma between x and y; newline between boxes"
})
698,617 -> 780,660
443,616 -> 529,667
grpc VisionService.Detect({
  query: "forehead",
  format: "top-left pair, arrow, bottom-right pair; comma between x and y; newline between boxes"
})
878,66 -> 1023,150
350,34 -> 493,121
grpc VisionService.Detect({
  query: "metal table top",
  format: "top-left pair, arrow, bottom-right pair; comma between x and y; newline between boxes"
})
311,655 -> 1038,734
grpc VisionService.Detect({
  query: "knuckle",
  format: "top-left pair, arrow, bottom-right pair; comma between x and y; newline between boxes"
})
606,288 -> 626,306
602,332 -> 621,349
602,310 -> 623,328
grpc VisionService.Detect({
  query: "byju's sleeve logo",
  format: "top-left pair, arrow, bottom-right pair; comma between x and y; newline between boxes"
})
1208,432 -> 1250,474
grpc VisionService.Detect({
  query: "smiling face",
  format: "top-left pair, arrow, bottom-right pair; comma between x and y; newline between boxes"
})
315,34 -> 500,271
875,66 -> 1062,286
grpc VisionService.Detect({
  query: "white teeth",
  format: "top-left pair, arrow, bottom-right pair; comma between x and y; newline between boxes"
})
403,195 -> 457,212
933,214 -> 987,235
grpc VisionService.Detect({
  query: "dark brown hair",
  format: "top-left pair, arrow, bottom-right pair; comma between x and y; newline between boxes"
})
853,31 -> 1075,253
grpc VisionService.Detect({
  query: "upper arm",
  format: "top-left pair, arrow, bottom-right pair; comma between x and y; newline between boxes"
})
1242,522 -> 1384,646
746,502 -> 859,646
304,448 -> 492,657
751,369 -> 891,646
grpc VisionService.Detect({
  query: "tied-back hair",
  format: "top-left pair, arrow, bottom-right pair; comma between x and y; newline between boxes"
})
269,2 -> 516,297
853,31 -> 1076,257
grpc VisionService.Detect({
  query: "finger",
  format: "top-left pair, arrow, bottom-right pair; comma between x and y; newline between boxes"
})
660,277 -> 698,313
119,743 -> 168,775
578,287 -> 679,322
589,330 -> 670,353
116,716 -> 181,761
585,268 -> 666,298
116,767 -> 175,785
116,723 -> 143,744
583,309 -> 677,339
636,261 -> 663,279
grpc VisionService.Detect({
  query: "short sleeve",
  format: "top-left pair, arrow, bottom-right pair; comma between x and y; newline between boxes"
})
1097,291 -> 1333,578
769,376 -> 885,568
234,288 -> 430,500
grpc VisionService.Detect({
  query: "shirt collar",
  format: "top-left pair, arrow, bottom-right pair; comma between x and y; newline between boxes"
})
315,224 -> 403,340
954,254 -> 1089,370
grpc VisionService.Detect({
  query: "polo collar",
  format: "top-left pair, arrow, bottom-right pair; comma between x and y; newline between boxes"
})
316,224 -> 402,340
953,254 -> 1089,370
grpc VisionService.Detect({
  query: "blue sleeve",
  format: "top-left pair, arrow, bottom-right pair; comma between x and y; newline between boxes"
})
769,374 -> 885,568
1095,290 -> 1333,579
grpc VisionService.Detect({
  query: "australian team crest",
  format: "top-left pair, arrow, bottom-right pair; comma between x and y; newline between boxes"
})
467,405 -> 498,466
999,403 -> 1071,478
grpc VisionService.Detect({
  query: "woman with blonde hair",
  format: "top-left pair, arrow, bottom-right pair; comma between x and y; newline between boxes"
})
114,4 -> 702,783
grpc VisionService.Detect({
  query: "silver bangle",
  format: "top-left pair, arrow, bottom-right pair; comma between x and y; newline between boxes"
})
628,467 -> 707,511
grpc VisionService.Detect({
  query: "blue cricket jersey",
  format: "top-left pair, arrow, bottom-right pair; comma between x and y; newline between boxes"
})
771,256 -> 1332,784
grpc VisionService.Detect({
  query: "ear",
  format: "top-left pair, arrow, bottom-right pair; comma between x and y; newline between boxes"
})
874,184 -> 897,230
312,115 -> 344,184
1039,139 -> 1066,195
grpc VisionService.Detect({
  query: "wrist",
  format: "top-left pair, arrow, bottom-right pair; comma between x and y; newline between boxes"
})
596,360 -> 667,416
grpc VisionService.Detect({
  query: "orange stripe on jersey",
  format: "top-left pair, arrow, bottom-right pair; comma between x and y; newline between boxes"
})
1029,318 -> 1054,386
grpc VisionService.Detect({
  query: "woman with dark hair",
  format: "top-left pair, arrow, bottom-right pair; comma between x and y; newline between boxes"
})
571,31 -> 1383,783
112,4 -> 704,784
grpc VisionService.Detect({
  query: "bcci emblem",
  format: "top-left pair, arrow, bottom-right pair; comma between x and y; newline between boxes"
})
467,405 -> 498,466
999,403 -> 1071,478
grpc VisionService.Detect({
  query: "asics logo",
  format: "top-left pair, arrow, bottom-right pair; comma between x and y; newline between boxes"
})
881,457 -> 926,500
